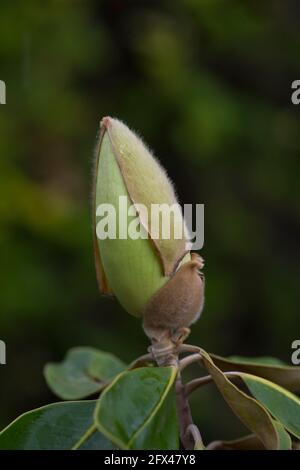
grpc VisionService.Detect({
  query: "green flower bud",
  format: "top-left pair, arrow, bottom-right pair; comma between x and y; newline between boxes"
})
93,117 -> 204,340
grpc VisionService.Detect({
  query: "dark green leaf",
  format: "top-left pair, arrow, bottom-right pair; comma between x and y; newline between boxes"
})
273,420 -> 292,450
44,347 -> 126,400
210,353 -> 300,392
228,356 -> 286,366
95,366 -> 178,450
200,349 -> 287,450
241,373 -> 300,439
0,401 -> 114,450
133,386 -> 179,450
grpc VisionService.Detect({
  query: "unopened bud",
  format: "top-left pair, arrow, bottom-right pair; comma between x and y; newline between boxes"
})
93,117 -> 204,343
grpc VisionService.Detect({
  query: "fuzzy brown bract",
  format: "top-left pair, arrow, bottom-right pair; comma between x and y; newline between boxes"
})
143,253 -> 205,342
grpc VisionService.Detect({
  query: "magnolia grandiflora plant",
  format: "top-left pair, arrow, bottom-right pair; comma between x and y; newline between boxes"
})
0,119 -> 299,451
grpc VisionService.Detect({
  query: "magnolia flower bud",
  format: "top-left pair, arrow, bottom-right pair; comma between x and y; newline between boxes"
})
93,117 -> 204,344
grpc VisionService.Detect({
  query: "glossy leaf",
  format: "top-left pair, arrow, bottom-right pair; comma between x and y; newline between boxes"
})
200,349 -> 288,450
228,356 -> 286,366
95,366 -> 178,449
44,347 -> 126,400
273,420 -> 292,450
0,401 -> 114,450
241,373 -> 300,439
133,386 -> 179,450
210,353 -> 300,392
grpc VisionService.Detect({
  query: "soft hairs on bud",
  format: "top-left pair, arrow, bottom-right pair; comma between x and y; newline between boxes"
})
93,116 -> 205,335
93,117 -> 192,317
143,253 -> 205,341
99,117 -> 191,276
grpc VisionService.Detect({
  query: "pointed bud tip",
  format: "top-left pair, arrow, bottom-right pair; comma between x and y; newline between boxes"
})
100,116 -> 113,130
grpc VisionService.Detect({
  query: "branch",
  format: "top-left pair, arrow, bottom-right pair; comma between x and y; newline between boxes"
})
127,353 -> 154,370
179,344 -> 201,354
175,370 -> 203,449
185,375 -> 214,395
187,424 -> 204,450
148,339 -> 205,449
205,440 -> 223,450
179,352 -> 202,371
186,371 -> 241,395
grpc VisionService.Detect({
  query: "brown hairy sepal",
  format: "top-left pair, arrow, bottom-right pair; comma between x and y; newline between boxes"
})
143,253 -> 205,360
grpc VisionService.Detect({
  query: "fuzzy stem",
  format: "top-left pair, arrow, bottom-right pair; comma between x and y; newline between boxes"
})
175,370 -> 198,450
205,440 -> 223,450
179,344 -> 201,354
127,353 -> 154,370
179,352 -> 202,371
149,339 -> 204,449
185,375 -> 214,394
187,424 -> 204,449
186,371 -> 241,395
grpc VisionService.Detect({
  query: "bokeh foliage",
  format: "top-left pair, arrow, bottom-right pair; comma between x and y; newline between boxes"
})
0,0 -> 299,442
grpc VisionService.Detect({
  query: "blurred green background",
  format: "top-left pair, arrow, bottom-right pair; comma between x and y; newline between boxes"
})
0,0 -> 299,443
